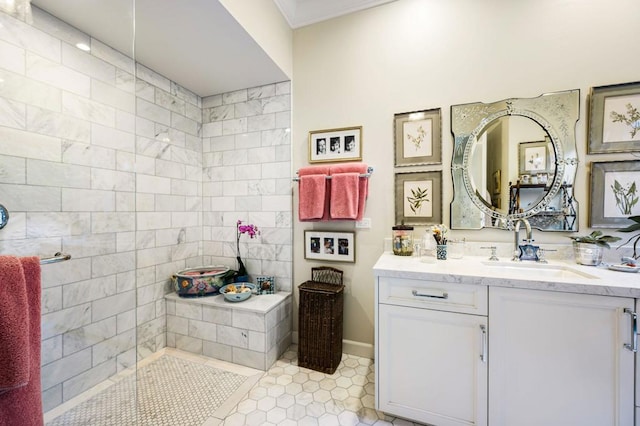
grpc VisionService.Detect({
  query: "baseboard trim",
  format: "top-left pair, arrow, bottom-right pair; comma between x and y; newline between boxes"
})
342,339 -> 374,359
292,332 -> 374,359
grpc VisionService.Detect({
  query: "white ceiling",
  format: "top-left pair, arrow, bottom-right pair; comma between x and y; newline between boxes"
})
30,0 -> 395,97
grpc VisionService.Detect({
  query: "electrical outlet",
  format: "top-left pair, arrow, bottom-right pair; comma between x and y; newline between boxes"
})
355,218 -> 371,228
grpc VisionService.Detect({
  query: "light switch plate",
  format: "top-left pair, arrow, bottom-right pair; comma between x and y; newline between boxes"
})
356,218 -> 371,228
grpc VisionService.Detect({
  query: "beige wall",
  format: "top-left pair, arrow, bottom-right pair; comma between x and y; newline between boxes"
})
291,0 -> 640,354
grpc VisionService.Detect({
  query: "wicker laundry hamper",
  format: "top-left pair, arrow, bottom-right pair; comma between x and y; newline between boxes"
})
298,267 -> 345,374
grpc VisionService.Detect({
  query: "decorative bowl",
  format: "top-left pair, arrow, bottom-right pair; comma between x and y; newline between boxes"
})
172,266 -> 230,297
219,283 -> 256,302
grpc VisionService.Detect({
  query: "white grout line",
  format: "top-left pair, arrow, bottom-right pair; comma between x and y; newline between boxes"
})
43,347 -> 256,424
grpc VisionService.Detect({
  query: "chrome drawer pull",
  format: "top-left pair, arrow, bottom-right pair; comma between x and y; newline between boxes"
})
412,290 -> 448,299
623,308 -> 637,353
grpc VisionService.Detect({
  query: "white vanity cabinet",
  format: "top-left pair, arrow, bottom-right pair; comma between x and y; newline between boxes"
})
375,276 -> 488,426
489,286 -> 635,426
635,299 -> 640,425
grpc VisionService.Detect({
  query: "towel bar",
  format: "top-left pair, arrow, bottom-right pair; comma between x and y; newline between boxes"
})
292,166 -> 373,181
40,252 -> 72,265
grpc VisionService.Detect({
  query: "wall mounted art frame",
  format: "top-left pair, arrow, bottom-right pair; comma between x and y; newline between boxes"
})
308,126 -> 362,163
394,108 -> 441,166
588,81 -> 640,154
590,160 -> 640,228
256,276 -> 275,294
304,230 -> 355,263
395,171 -> 442,225
519,139 -> 553,175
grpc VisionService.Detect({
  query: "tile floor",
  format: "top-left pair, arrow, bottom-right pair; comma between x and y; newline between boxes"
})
217,345 -> 424,426
45,345 -> 426,426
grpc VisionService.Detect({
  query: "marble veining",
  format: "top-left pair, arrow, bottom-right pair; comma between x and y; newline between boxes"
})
28,105 -> 91,142
170,81 -> 199,107
1,6 -> 291,413
247,114 -> 275,132
206,104 -> 234,121
223,117 -> 248,135
261,94 -> 290,114
0,97 -> 26,128
62,141 -> 116,169
374,252 -> 640,298
248,84 -> 276,100
64,90 -> 118,126
235,100 -> 263,118
223,89 -> 248,105
261,128 -> 290,146
171,112 -> 198,136
136,63 -> 170,93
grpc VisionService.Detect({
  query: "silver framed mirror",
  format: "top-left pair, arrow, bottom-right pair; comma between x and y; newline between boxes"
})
450,90 -> 580,231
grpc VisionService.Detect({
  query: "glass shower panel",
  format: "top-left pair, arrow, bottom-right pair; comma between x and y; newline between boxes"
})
0,0 -> 137,422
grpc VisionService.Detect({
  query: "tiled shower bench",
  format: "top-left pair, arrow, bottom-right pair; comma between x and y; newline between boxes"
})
165,291 -> 292,371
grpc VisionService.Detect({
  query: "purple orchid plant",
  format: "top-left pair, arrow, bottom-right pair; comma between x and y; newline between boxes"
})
236,220 -> 259,276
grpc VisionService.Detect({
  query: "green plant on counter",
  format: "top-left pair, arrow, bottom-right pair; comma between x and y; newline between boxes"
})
617,215 -> 640,259
568,230 -> 621,249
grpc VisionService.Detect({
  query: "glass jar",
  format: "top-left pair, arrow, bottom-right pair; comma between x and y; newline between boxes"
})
448,238 -> 465,259
392,224 -> 414,256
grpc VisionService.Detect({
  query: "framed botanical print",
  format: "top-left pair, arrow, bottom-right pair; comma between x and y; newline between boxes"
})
394,108 -> 442,166
590,160 -> 640,227
519,139 -> 553,175
395,171 -> 442,225
588,81 -> 640,153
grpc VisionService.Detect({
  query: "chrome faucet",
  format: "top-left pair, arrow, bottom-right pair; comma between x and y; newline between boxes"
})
512,218 -> 533,261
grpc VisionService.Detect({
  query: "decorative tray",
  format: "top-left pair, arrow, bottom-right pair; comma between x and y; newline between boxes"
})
607,264 -> 640,273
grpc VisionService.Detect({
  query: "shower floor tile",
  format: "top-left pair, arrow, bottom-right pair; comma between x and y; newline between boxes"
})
44,349 -> 262,425
44,346 -> 425,425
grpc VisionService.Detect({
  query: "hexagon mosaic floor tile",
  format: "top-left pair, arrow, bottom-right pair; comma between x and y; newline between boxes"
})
44,346 -> 426,426
218,345 -> 424,426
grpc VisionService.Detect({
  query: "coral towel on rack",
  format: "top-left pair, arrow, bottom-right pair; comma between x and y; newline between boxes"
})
0,256 -> 42,426
298,165 -> 330,221
0,256 -> 30,394
329,163 -> 369,220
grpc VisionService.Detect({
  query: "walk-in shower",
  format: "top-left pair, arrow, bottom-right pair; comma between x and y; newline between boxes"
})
0,1 -> 293,422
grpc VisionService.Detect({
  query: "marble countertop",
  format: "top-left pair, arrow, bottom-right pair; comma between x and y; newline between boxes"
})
373,252 -> 640,298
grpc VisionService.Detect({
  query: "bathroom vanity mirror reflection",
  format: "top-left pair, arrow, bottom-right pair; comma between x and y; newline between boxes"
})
450,90 -> 579,231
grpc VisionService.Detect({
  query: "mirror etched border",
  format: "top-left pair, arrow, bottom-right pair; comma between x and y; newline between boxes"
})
450,90 -> 580,231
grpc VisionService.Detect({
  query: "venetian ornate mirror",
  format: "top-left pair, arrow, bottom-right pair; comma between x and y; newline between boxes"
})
450,90 -> 580,231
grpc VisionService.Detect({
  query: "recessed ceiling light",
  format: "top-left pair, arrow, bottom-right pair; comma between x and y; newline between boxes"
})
75,42 -> 90,52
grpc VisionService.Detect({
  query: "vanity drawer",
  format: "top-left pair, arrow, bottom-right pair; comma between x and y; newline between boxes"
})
378,277 -> 488,316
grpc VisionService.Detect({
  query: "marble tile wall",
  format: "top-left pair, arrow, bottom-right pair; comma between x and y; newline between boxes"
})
201,84 -> 293,292
0,6 -> 292,414
165,292 -> 293,370
0,8 -> 140,411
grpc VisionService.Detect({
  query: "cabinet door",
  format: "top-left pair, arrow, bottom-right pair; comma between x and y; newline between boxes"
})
489,287 -> 634,426
636,298 -> 639,411
377,303 -> 487,426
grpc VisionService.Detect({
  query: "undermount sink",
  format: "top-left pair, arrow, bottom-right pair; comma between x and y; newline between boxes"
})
481,261 -> 599,280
